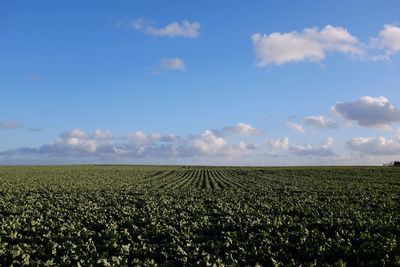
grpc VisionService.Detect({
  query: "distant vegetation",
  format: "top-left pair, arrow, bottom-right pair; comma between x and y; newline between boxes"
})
0,166 -> 399,266
383,161 -> 400,167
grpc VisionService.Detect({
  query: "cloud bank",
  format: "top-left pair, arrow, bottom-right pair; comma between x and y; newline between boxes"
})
3,93 -> 400,164
0,123 -> 262,162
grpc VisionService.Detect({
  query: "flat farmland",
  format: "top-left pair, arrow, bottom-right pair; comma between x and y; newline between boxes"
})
0,166 -> 399,266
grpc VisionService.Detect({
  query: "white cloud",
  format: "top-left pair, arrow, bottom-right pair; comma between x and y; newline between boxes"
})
222,122 -> 263,136
304,115 -> 339,129
40,129 -> 108,155
61,128 -> 87,139
268,137 -> 289,156
377,24 -> 400,54
157,58 -> 186,72
129,19 -> 200,38
192,130 -> 228,155
12,128 -> 182,158
128,131 -> 178,146
192,130 -> 255,157
267,136 -> 336,157
0,123 -> 259,160
95,129 -> 113,139
324,137 -> 335,147
289,137 -> 336,157
333,96 -> 400,129
122,131 -> 181,157
286,121 -> 305,133
285,116 -> 339,134
270,137 -> 289,151
347,136 -> 400,155
251,25 -> 363,66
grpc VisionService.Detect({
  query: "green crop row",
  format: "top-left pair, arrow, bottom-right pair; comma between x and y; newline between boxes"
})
0,166 -> 399,266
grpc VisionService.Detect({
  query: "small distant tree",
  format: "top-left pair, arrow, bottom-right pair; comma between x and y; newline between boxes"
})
383,161 -> 400,166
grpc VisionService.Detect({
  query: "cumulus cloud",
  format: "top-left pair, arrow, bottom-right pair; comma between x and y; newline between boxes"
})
368,24 -> 400,61
95,129 -> 113,139
270,137 -> 289,151
61,128 -> 87,139
128,131 -> 179,146
191,130 -> 256,157
129,18 -> 200,38
333,96 -> 400,129
156,58 -> 186,72
222,122 -> 263,136
289,137 -> 336,157
251,25 -> 363,66
39,129 -> 115,156
267,137 -> 289,156
304,115 -> 339,129
290,146 -> 336,157
267,137 -> 335,157
285,116 -> 339,134
377,24 -> 400,55
192,130 -> 227,155
286,121 -> 305,133
346,136 -> 400,155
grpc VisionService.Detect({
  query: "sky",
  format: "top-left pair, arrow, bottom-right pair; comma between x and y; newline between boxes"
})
1,0 -> 400,165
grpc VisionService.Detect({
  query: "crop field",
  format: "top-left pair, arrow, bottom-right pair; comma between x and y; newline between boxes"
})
0,166 -> 399,266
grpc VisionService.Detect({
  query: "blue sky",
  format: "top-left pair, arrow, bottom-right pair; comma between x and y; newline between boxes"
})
1,0 -> 400,165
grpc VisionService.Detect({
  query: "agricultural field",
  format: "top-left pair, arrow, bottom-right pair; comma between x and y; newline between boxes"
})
0,166 -> 399,266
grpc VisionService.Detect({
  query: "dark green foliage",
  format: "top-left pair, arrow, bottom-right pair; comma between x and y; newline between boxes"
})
0,166 -> 399,266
